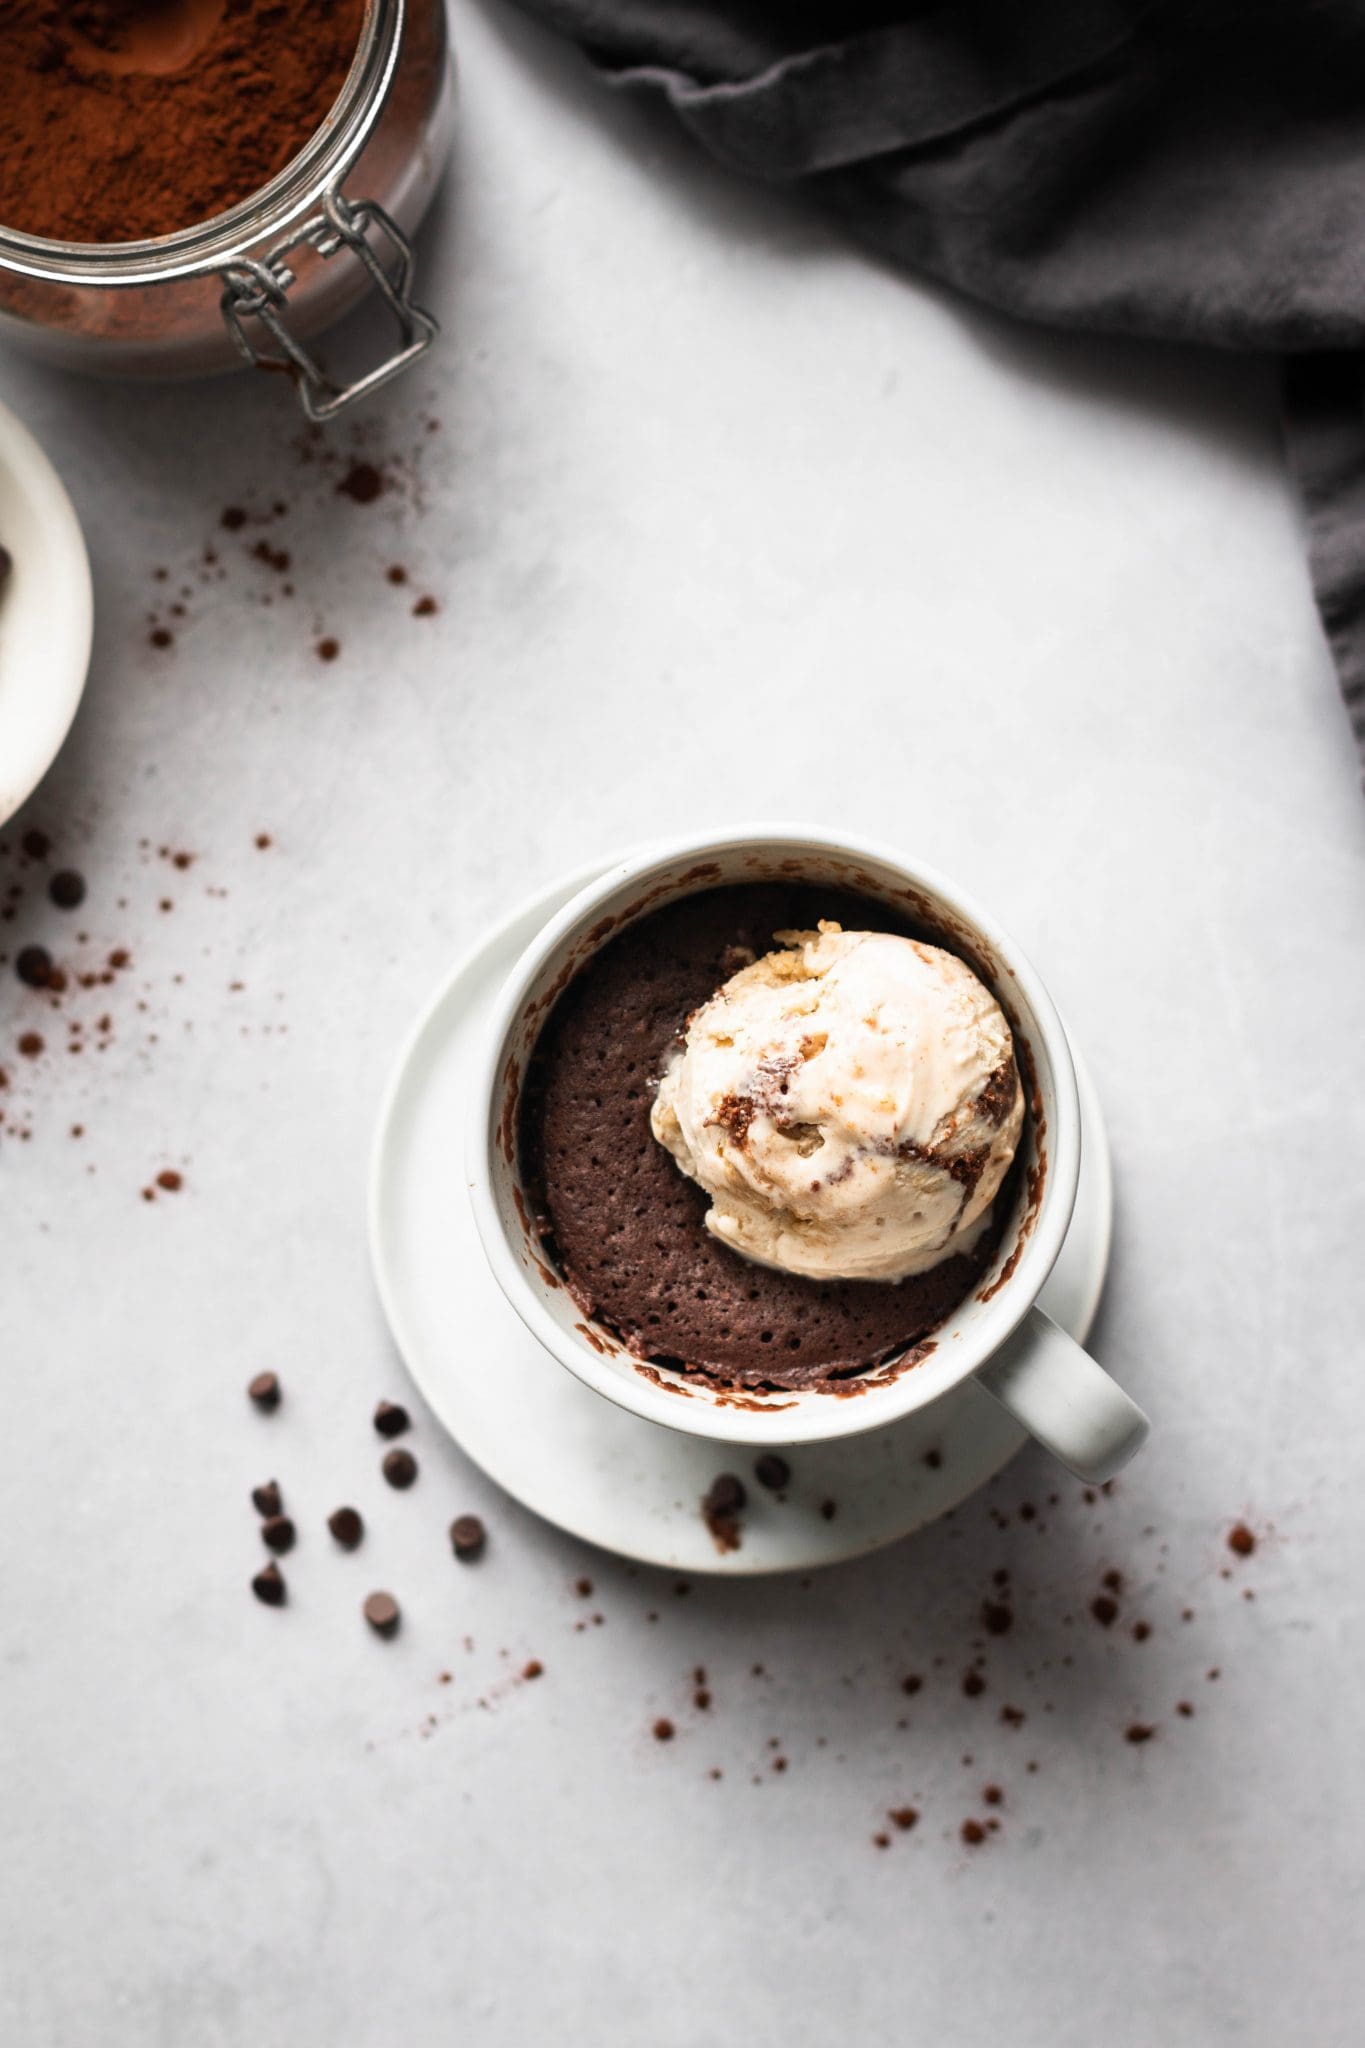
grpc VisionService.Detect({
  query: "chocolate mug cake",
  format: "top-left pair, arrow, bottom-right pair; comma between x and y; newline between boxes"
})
517,882 -> 1027,1393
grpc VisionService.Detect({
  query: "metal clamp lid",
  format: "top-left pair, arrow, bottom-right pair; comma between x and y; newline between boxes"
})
220,188 -> 437,421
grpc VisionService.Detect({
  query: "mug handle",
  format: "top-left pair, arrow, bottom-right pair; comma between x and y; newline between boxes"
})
977,1307 -> 1149,1484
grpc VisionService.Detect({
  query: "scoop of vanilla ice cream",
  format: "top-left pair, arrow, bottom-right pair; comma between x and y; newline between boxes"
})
650,923 -> 1024,1283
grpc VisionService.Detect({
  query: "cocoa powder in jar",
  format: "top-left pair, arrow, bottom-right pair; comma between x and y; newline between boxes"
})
0,1 -> 368,244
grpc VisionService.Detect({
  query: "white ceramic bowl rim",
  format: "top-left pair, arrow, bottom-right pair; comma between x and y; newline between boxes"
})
0,400 -> 93,827
468,825 -> 1082,1447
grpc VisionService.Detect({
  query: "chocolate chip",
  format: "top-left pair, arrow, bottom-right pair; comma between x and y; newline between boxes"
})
338,461 -> 384,505
754,1454 -> 790,1491
49,870 -> 86,910
450,1514 -> 485,1560
247,1371 -> 280,1412
251,1479 -> 282,1518
381,1446 -> 417,1489
252,1562 -> 285,1606
15,945 -> 52,989
373,1400 -> 410,1438
704,1473 -> 746,1516
261,1514 -> 295,1555
328,1506 -> 364,1549
364,1591 -> 401,1637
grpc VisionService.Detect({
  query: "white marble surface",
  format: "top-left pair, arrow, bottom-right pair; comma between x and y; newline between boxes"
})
3,4 -> 1365,2042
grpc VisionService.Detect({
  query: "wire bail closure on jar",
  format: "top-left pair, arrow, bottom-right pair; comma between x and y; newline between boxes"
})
220,187 -> 436,421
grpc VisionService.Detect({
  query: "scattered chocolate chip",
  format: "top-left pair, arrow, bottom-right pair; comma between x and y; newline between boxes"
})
373,1400 -> 410,1438
364,1591 -> 401,1637
652,1717 -> 675,1742
754,1453 -> 790,1491
252,1562 -> 285,1606
251,1480 -> 282,1518
702,1473 -> 746,1552
1227,1521 -> 1256,1557
450,1514 -> 486,1560
328,1506 -> 364,1549
261,1514 -> 295,1555
15,945 -> 52,989
522,1659 -> 544,1680
338,461 -> 384,505
247,1371 -> 281,1412
49,870 -> 85,910
1125,1722 -> 1156,1744
889,1807 -> 919,1831
705,1474 -> 745,1516
381,1447 -> 417,1489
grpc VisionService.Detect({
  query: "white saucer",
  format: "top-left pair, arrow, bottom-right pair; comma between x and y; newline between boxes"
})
0,401 -> 93,827
369,865 -> 1113,1575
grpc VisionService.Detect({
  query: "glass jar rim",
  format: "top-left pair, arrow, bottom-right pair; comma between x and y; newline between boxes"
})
0,0 -> 400,288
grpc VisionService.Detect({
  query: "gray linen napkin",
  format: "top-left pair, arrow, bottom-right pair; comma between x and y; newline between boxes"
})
507,0 -> 1365,765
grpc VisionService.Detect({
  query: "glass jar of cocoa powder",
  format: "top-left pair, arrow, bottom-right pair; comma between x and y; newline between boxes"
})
0,0 -> 454,419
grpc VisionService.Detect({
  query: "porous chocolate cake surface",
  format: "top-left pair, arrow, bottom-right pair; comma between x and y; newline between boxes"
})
519,885 -> 1015,1391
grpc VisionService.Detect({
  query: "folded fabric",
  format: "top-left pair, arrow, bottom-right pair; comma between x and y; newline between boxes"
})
508,0 -> 1365,766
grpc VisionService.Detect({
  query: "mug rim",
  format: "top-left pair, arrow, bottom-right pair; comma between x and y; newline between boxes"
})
467,824 -> 1082,1446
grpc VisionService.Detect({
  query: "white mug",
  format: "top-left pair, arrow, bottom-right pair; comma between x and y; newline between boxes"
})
468,826 -> 1149,1482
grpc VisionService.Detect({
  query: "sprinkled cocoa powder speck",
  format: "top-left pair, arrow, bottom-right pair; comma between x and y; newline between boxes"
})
316,637 -> 340,663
